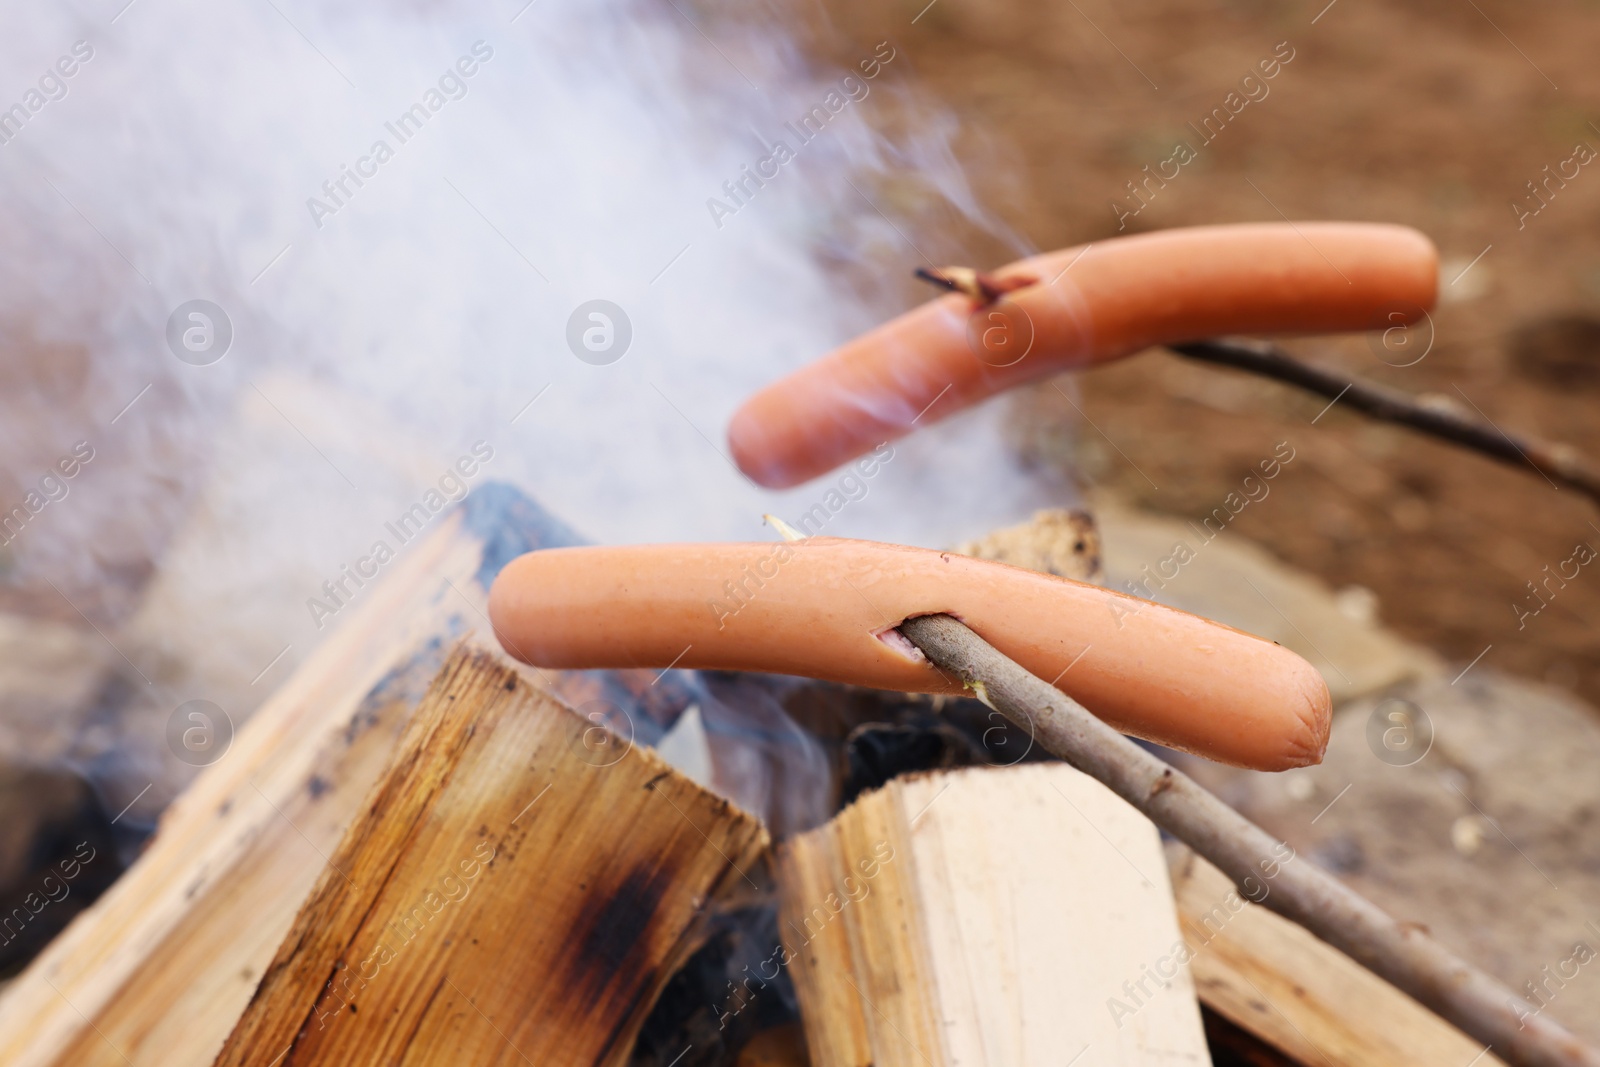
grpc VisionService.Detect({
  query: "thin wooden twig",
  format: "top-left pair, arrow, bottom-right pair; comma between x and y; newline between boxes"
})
1169,337 -> 1600,508
909,267 -> 1600,507
897,612 -> 1600,1067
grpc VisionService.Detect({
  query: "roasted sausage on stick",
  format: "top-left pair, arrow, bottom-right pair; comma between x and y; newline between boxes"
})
488,538 -> 1331,771
728,222 -> 1438,487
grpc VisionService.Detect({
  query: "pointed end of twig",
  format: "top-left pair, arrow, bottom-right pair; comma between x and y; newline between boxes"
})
913,266 -> 963,295
913,265 -> 1038,306
764,514 -> 806,542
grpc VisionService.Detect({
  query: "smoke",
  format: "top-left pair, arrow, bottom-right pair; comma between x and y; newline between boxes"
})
0,0 -> 1057,820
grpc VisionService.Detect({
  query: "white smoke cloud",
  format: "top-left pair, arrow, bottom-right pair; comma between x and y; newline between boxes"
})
0,0 -> 1057,808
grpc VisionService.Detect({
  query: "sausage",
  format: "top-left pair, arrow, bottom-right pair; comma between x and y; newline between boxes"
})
729,222 -> 1438,487
488,538 -> 1331,771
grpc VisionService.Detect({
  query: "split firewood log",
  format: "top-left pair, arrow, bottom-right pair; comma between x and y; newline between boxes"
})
0,486 -> 687,1067
953,506 -> 1103,583
1167,841 -> 1504,1066
776,762 -> 1210,1066
214,647 -> 766,1066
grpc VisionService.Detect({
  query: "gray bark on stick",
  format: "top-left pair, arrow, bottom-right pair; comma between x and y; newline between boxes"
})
1170,337 -> 1600,508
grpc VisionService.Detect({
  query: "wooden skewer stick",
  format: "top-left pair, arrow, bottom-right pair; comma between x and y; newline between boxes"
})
909,268 -> 1600,508
1168,337 -> 1600,508
896,612 -> 1600,1067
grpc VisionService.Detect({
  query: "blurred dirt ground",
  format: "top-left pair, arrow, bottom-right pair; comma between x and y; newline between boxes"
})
812,0 -> 1600,706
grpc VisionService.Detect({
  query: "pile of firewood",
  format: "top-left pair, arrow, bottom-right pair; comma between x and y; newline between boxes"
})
0,484 -> 1542,1067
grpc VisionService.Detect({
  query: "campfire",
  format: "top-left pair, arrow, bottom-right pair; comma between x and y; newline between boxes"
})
0,2 -> 1596,1065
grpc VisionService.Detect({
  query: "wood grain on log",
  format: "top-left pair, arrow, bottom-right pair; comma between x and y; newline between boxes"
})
1167,842 -> 1505,1067
214,647 -> 767,1066
777,763 -> 1211,1066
